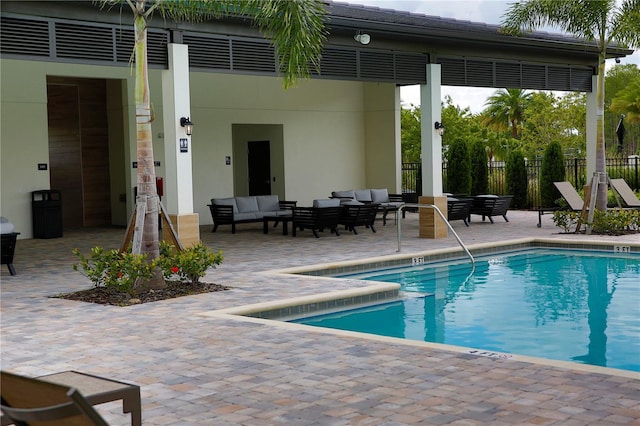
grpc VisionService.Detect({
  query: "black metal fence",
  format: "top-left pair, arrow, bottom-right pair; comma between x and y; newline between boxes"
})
402,157 -> 640,209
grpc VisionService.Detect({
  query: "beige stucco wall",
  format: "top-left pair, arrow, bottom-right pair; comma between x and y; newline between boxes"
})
1,57 -> 400,237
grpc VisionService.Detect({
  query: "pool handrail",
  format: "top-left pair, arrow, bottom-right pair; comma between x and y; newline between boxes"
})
396,203 -> 475,264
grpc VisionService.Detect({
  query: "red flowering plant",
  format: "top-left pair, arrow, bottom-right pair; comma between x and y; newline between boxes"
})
72,247 -> 155,295
157,241 -> 224,285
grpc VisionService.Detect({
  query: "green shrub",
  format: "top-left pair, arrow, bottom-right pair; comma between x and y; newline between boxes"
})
446,139 -> 471,195
72,247 -> 155,295
470,141 -> 489,196
506,150 -> 527,208
73,242 -> 224,293
540,141 -> 565,207
552,210 -> 581,233
157,241 -> 224,285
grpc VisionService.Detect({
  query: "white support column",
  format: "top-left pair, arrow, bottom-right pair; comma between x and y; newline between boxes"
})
418,64 -> 447,239
420,64 -> 443,197
586,74 -> 598,179
162,43 -> 199,246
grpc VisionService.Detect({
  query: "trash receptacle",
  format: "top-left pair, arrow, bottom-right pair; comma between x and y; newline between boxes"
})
32,190 -> 63,238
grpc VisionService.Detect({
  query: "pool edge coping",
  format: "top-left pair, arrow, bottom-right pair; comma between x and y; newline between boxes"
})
198,237 -> 640,379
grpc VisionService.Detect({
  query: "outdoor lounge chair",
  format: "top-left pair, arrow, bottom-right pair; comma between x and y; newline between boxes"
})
536,181 -> 586,228
610,178 -> 640,209
553,181 -> 585,211
468,195 -> 513,223
1,371 -> 109,426
447,197 -> 472,226
339,203 -> 379,234
292,200 -> 342,238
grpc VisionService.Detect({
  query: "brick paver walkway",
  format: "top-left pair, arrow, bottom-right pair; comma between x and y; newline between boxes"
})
1,211 -> 639,425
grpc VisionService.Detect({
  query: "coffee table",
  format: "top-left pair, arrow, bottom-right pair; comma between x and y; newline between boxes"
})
262,215 -> 292,235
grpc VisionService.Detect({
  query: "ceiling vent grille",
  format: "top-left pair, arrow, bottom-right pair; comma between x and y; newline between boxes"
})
547,66 -> 571,90
55,22 -> 114,61
570,68 -> 593,91
1,16 -> 50,57
522,64 -> 547,89
395,53 -> 427,85
359,51 -> 395,81
439,58 -> 466,86
231,39 -> 275,73
319,48 -> 357,79
466,60 -> 494,87
183,34 -> 231,70
495,62 -> 521,88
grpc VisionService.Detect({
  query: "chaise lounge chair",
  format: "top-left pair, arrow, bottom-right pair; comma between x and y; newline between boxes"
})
536,181 -> 586,228
1,371 -> 109,426
609,178 -> 640,209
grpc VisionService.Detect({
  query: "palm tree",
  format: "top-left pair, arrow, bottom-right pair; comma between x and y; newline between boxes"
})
610,78 -> 640,124
101,0 -> 327,288
482,88 -> 531,138
501,0 -> 640,211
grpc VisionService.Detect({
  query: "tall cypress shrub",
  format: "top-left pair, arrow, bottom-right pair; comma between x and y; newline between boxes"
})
540,141 -> 566,207
506,150 -> 527,208
470,140 -> 489,195
446,139 -> 471,195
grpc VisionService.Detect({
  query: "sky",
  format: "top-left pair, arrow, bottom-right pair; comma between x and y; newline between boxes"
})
340,0 -> 640,113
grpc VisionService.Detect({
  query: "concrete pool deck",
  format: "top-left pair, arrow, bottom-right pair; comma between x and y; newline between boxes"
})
1,210 -> 639,425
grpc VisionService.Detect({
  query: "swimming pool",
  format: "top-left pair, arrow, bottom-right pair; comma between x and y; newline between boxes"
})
294,249 -> 640,372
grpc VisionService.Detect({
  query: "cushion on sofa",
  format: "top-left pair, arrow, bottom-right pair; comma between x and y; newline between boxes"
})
370,189 -> 390,203
212,197 -> 239,213
332,190 -> 355,199
234,212 -> 259,221
236,196 -> 259,213
257,195 -> 280,212
0,217 -> 14,234
313,198 -> 341,208
354,189 -> 372,202
341,199 -> 364,206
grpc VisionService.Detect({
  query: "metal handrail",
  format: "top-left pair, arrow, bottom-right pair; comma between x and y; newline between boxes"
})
396,203 -> 475,264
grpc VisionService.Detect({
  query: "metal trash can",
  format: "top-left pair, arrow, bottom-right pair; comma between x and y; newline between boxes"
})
32,190 -> 63,238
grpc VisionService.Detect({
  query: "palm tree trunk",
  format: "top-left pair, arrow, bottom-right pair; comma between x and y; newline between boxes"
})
595,58 -> 607,211
133,9 -> 164,289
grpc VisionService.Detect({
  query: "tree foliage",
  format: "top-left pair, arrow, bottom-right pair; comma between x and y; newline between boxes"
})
470,140 -> 489,195
501,0 -> 640,211
506,150 -> 528,208
401,106 -> 421,162
540,141 -> 566,207
446,138 -> 471,195
482,88 -> 532,138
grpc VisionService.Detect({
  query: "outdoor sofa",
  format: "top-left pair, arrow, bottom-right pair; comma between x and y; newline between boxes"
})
331,189 -> 404,225
208,195 -> 296,233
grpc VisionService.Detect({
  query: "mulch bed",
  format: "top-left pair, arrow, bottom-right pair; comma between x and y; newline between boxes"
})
54,281 -> 230,306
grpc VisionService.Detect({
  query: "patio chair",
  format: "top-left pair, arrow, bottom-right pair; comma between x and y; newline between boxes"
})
537,181 -> 586,228
553,181 -> 585,211
1,371 -> 109,426
609,178 -> 640,209
468,195 -> 513,223
339,203 -> 379,234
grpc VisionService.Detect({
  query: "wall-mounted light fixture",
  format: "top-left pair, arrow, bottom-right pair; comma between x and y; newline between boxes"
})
180,117 -> 194,136
434,121 -> 445,136
354,32 -> 371,45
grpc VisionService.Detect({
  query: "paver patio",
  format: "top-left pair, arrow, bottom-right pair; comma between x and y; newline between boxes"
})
1,211 -> 639,425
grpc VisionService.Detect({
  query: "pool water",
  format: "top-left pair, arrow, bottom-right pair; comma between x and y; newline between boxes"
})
295,249 -> 640,371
